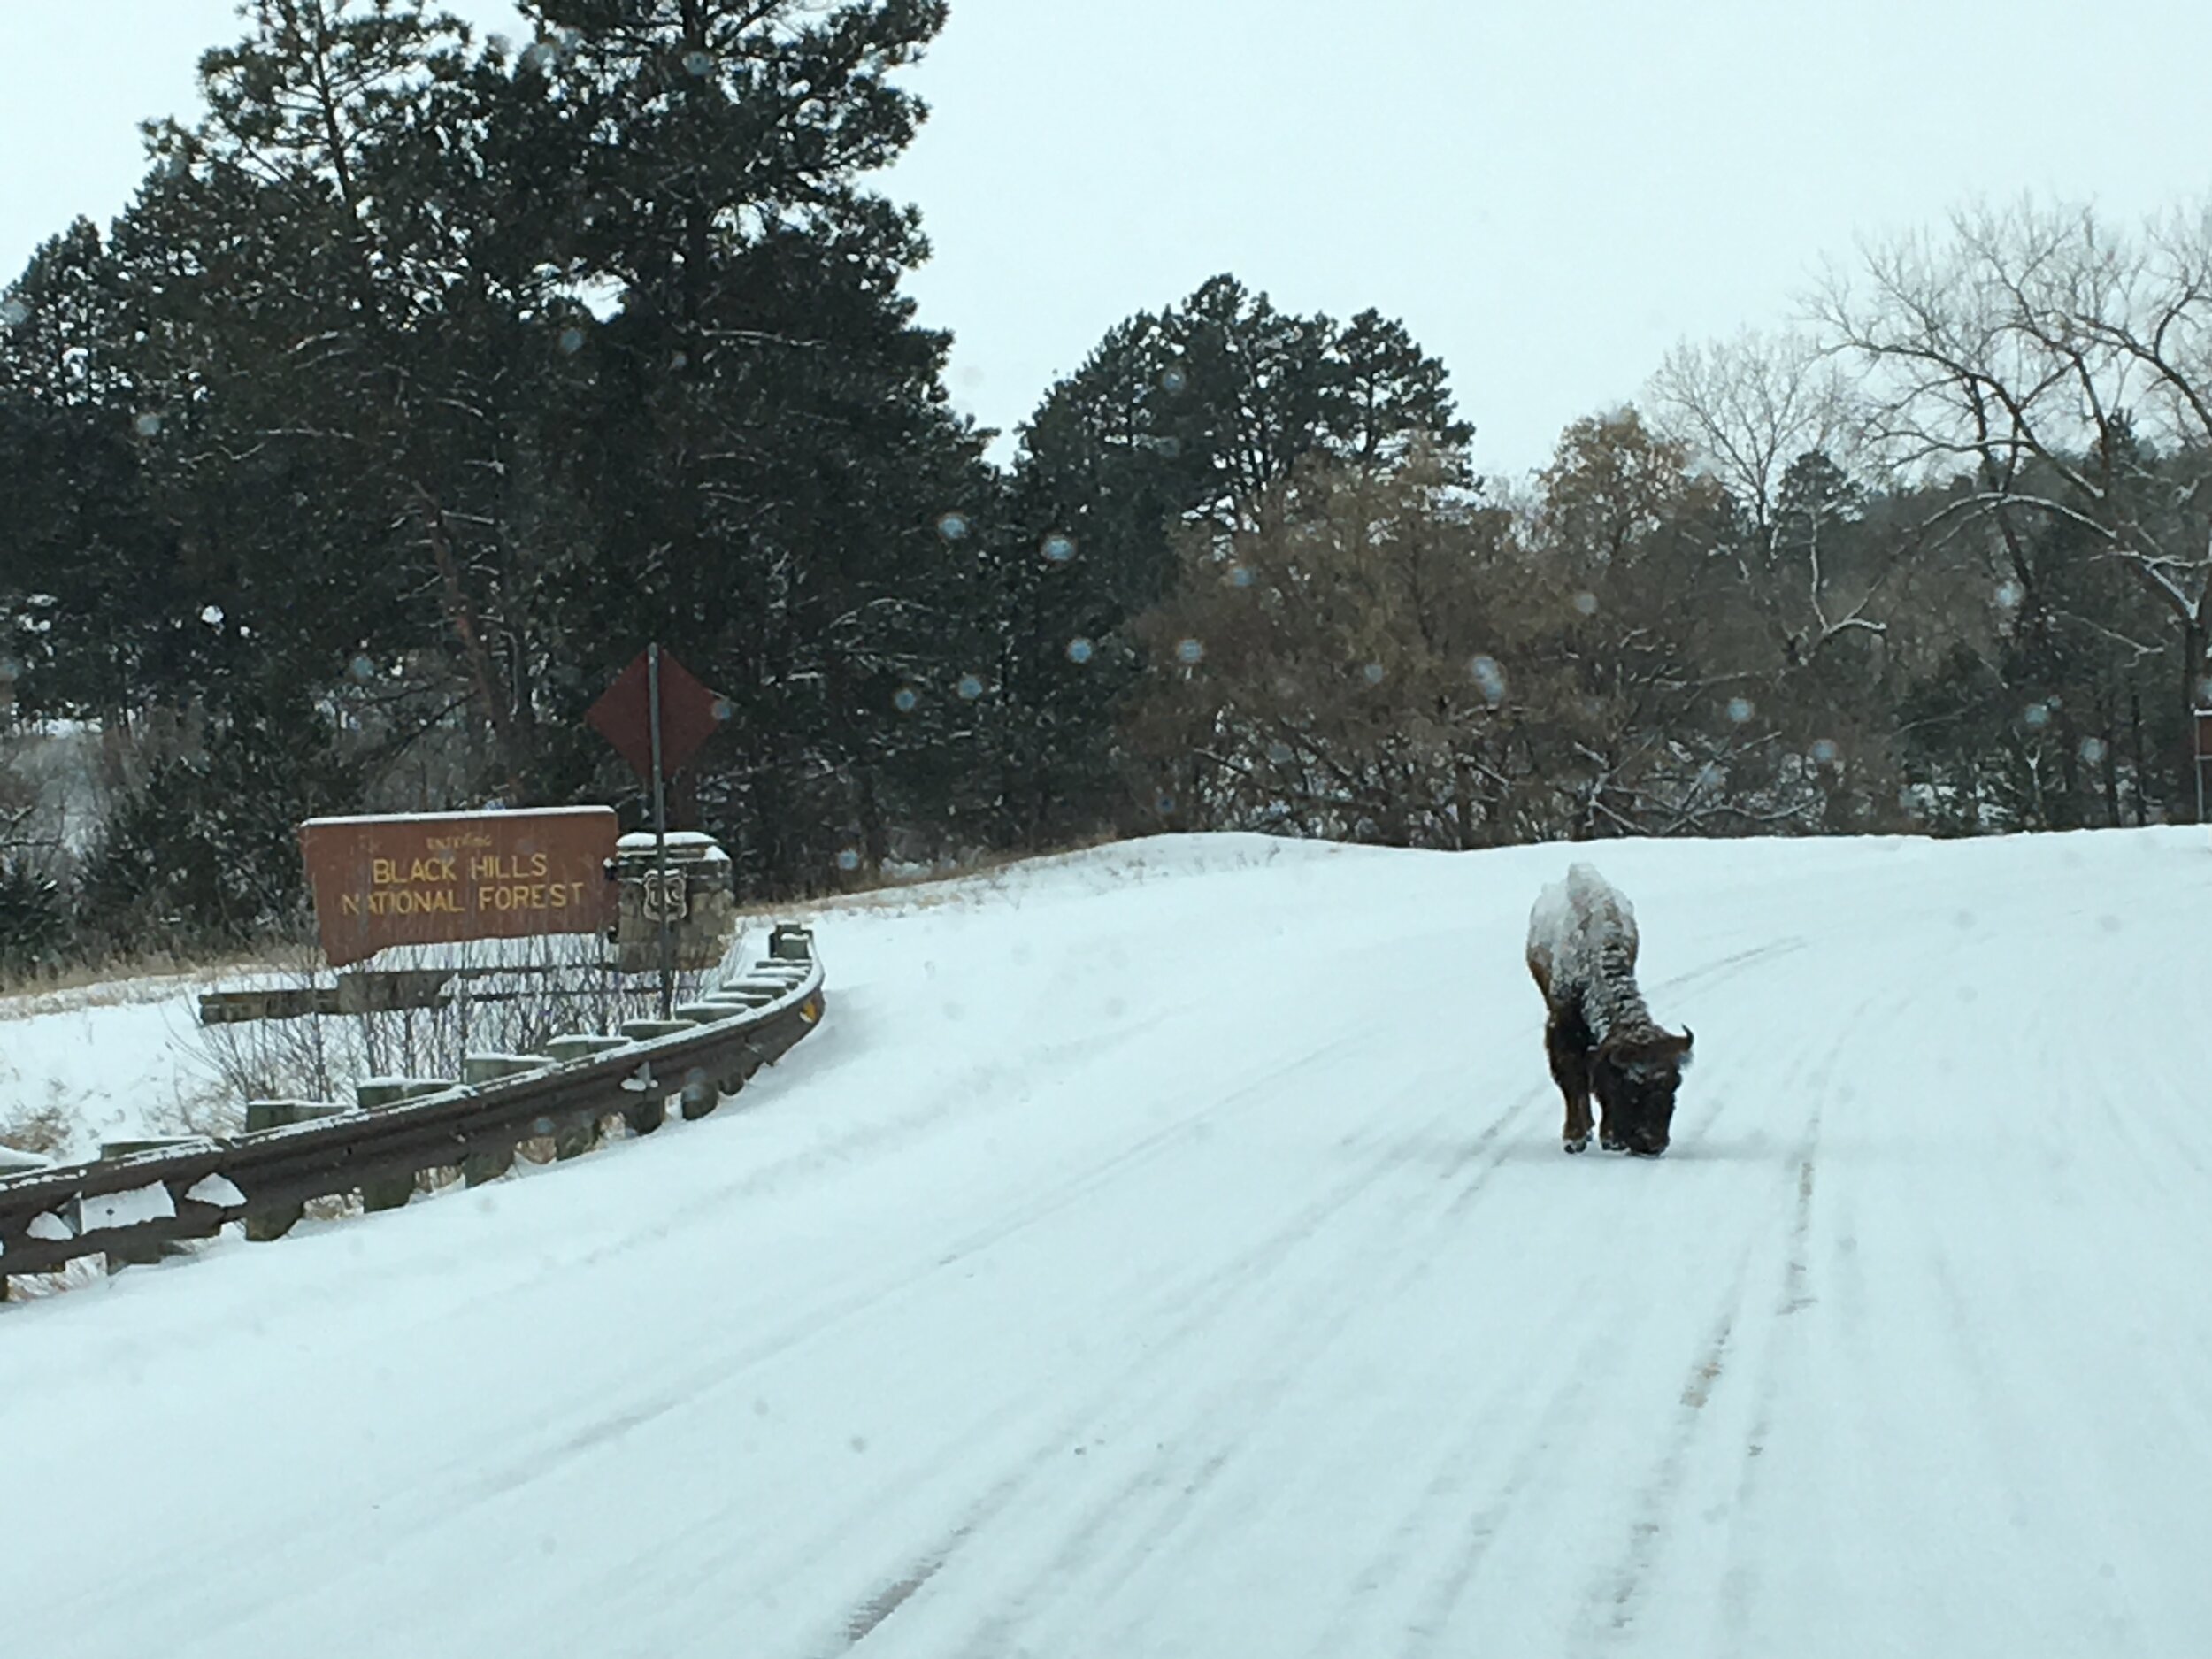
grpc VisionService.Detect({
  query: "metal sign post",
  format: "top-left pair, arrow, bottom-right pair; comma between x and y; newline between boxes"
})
585,644 -> 731,1014
2196,708 -> 2212,829
647,643 -> 675,1019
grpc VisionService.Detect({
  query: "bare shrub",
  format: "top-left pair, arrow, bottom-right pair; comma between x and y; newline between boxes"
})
193,931 -> 711,1107
1,1090 -> 73,1156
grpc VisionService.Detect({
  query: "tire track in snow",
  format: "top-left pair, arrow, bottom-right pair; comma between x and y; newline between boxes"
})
939,935 -> 1821,1656
931,1094 -> 1559,1648
1618,936 -> 1808,1149
1380,1310 -> 1628,1659
1705,977 -> 1922,1655
1264,933 -> 1829,1657
1708,1144 -> 1824,1655
588,928 -> 1820,1652
1583,970 -> 1884,1647
856,1044 -> 1581,1653
1658,936 -> 1810,996
449,1020 -> 1419,1513
1041,1112 -> 1569,1656
1778,1152 -> 1818,1317
1587,1238 -> 1764,1641
819,1061 -> 1534,1651
943,1445 -> 1242,1655
949,1133 -> 1520,1645
832,1457 -> 1046,1650
1409,1012 -> 1824,1657
1435,1083 -> 1551,1207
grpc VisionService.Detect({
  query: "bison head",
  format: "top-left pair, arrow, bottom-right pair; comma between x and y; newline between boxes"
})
1594,1027 -> 1694,1156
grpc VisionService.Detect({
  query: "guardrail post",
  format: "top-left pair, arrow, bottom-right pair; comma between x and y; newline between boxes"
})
677,1065 -> 719,1122
545,1034 -> 632,1156
545,1033 -> 634,1060
615,1020 -> 695,1136
355,1079 -> 450,1210
618,1019 -> 699,1040
457,1054 -> 552,1183
0,1163 -> 57,1292
241,1101 -> 349,1240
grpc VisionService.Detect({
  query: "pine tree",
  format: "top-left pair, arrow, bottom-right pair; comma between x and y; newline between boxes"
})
982,275 -> 1471,843
507,0 -> 983,887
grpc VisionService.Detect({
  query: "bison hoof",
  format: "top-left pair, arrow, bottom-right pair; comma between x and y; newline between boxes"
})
1600,1137 -> 1624,1152
1563,1133 -> 1590,1154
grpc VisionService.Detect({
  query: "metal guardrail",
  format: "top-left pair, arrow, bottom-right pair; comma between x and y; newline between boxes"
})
0,926 -> 826,1294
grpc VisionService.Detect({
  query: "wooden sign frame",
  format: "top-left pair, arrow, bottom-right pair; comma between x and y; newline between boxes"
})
298,807 -> 618,968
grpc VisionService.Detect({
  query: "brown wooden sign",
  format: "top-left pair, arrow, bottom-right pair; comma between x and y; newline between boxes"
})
2198,709 -> 2212,761
299,808 -> 618,968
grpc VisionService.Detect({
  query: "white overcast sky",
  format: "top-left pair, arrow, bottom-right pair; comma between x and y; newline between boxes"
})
7,2 -> 2212,477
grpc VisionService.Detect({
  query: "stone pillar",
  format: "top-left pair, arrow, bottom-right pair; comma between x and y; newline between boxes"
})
611,832 -> 740,973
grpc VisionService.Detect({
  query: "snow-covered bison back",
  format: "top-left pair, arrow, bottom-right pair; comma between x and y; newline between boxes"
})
1525,864 -> 1693,1156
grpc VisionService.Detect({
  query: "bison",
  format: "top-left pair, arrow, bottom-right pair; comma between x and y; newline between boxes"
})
1525,863 -> 1693,1156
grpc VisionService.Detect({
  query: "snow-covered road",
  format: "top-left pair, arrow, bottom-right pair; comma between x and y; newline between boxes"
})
5,830 -> 2211,1656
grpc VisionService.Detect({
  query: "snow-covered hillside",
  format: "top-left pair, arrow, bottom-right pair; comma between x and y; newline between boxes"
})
4,828 -> 2211,1657
0,970 -> 238,1161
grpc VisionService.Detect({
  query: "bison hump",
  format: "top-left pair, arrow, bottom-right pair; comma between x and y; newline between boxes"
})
1527,863 -> 1640,986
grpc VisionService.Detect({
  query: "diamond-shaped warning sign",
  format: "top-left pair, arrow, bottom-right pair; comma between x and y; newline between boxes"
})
586,648 -> 729,782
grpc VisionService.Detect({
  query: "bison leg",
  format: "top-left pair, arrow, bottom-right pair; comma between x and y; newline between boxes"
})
1593,1069 -> 1626,1151
1544,1018 -> 1594,1154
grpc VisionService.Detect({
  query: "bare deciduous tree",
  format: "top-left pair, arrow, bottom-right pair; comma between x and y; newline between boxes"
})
1648,327 -> 1862,542
1812,198 -> 2212,806
1648,328 -> 1891,677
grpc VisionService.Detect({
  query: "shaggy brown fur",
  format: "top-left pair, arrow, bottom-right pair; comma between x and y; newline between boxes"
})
1525,864 -> 1693,1156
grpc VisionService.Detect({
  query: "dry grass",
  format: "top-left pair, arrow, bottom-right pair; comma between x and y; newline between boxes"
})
0,1090 -> 73,1156
0,1076 -> 242,1165
0,943 -> 290,1016
839,833 -> 1125,896
0,1258 -> 108,1301
770,833 -> 1132,921
142,1079 -> 247,1142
